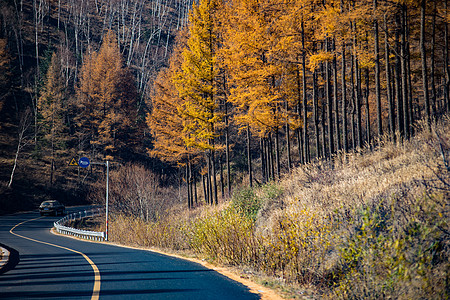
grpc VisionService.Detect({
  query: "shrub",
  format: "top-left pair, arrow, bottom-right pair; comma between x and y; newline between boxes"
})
190,208 -> 258,265
231,187 -> 261,221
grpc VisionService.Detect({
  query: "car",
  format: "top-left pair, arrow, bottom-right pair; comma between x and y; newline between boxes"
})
39,200 -> 65,216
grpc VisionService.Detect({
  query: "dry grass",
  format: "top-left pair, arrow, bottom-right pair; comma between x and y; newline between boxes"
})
94,116 -> 449,299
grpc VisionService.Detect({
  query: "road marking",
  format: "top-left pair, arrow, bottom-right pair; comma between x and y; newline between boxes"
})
9,217 -> 101,300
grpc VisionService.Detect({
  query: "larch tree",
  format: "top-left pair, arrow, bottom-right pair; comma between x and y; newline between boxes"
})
222,0 -> 287,182
147,32 -> 201,209
77,30 -> 138,160
173,0 -> 223,204
38,52 -> 68,185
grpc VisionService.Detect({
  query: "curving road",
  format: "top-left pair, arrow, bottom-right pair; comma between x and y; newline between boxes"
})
0,208 -> 261,299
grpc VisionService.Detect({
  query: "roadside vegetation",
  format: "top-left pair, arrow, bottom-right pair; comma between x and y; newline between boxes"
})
86,118 -> 449,299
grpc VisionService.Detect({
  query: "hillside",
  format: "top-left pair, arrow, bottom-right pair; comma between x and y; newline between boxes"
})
1,0 -> 450,216
0,0 -> 189,213
83,116 -> 449,299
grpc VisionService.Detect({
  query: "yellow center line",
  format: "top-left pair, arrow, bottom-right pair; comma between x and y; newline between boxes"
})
9,217 -> 101,300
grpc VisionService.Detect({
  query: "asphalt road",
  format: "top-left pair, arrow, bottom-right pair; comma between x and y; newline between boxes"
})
0,207 -> 261,299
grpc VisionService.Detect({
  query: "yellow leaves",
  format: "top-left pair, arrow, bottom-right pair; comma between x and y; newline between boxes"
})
77,30 -> 138,157
308,51 -> 334,72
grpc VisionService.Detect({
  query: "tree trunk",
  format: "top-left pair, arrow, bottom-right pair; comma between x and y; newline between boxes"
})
385,17 -> 395,140
269,133 -> 275,180
365,68 -> 371,146
326,40 -> 334,157
352,22 -> 363,149
445,0 -> 450,112
193,173 -> 198,205
202,174 -> 208,204
333,47 -> 341,152
374,0 -> 382,137
211,148 -> 218,205
301,20 -> 309,163
430,0 -> 437,118
421,0 -> 431,124
275,128 -> 281,179
219,156 -> 224,199
8,109 -> 32,188
342,43 -> 348,153
186,164 -> 191,209
246,125 -> 253,187
260,138 -> 266,183
350,50 -> 356,150
313,71 -> 320,158
401,5 -> 410,139
206,153 -> 212,204
296,63 -> 304,165
225,101 -> 231,196
286,102 -> 292,172
394,15 -> 404,139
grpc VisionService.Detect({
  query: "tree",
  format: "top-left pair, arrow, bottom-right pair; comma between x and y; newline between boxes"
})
38,52 -> 68,185
8,108 -> 33,188
0,38 -> 12,116
173,0 -> 223,203
222,0 -> 288,180
148,31 -> 201,209
77,31 -> 138,160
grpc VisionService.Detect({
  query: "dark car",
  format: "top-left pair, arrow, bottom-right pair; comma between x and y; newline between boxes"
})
39,200 -> 65,216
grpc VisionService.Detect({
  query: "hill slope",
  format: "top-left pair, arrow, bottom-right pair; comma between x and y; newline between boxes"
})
98,116 -> 449,299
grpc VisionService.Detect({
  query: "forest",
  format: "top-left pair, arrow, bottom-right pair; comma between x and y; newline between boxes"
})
148,0 -> 450,208
0,0 -> 449,208
1,0 -> 449,298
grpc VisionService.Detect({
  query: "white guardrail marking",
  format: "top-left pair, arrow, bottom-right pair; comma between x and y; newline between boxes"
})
54,208 -> 105,241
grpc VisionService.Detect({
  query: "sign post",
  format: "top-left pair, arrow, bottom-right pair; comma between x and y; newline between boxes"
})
90,160 -> 109,241
69,157 -> 109,241
105,160 -> 109,241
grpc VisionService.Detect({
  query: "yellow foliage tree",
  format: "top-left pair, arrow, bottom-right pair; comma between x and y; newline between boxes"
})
38,52 -> 68,185
78,31 -> 138,160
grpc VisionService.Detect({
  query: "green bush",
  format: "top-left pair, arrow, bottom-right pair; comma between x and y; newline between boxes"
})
231,187 -> 261,220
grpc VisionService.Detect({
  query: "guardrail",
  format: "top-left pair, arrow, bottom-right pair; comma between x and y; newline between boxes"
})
54,208 -> 105,241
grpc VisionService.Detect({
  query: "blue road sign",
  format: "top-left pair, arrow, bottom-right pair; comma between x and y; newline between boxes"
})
78,157 -> 90,168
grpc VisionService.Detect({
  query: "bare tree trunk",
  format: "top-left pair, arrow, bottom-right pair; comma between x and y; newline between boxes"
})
401,4 -> 410,139
285,101 -> 292,172
8,109 -> 32,188
445,0 -> 450,113
421,0 -> 431,124
365,68 -> 371,145
385,17 -> 395,140
313,71 -> 320,158
342,43 -> 348,152
219,156 -> 224,199
352,22 -> 363,149
301,19 -> 309,162
430,0 -> 437,118
225,101 -> 231,196
350,50 -> 356,150
246,125 -> 253,187
296,63 -> 304,165
326,39 -> 334,156
186,163 -> 191,209
374,0 -> 382,138
333,47 -> 341,152
260,138 -> 266,182
275,128 -> 281,179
